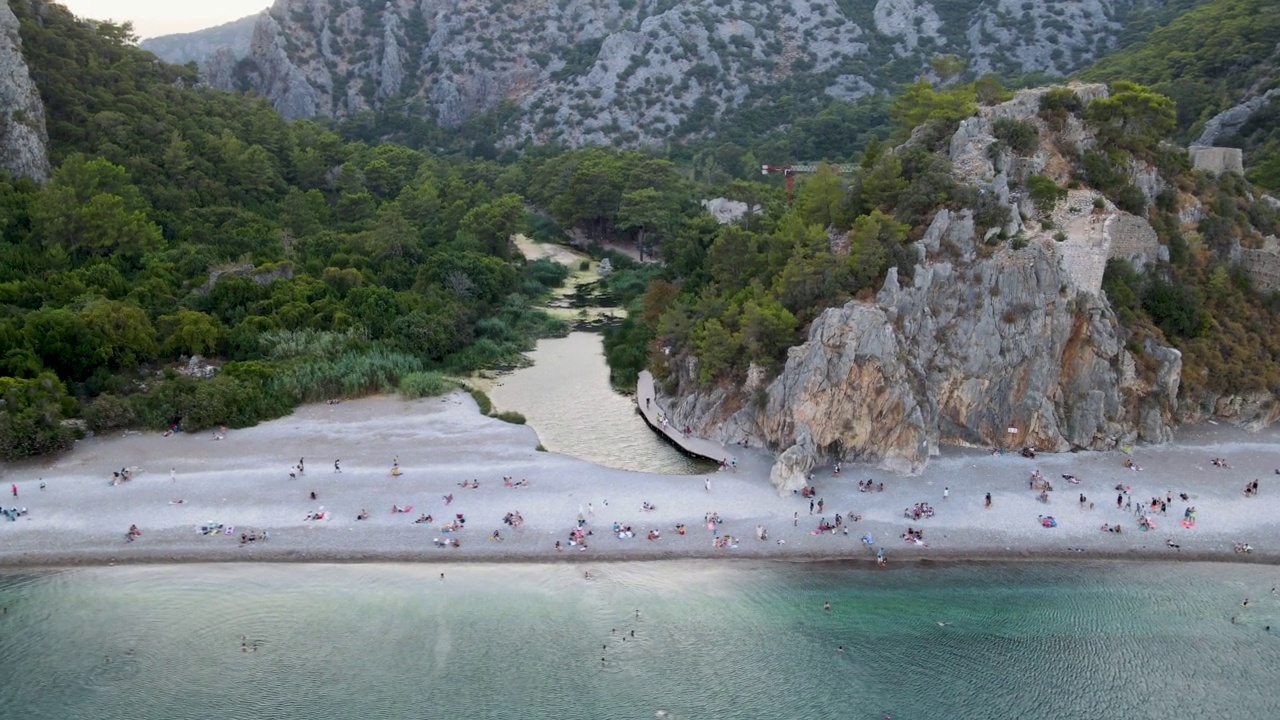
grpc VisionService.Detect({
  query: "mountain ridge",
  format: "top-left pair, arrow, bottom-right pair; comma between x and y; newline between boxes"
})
142,0 -> 1194,148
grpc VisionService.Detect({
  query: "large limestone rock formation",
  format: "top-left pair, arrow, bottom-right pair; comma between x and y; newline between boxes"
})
664,86 -> 1185,491
159,0 -> 1158,147
731,211 -> 1178,492
0,1 -> 49,182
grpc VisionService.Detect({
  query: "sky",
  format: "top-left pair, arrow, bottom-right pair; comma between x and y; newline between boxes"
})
57,1 -> 270,39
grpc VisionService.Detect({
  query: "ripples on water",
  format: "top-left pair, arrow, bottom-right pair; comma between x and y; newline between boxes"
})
1,562 -> 1278,720
488,332 -> 715,475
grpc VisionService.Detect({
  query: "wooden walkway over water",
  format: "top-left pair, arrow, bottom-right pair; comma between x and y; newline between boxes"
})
636,370 -> 734,464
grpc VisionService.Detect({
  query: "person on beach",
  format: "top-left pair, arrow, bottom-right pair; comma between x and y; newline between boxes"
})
793,512 -> 798,527
817,499 -> 825,514
170,468 -> 176,483
10,484 -> 15,498
705,478 -> 711,493
943,487 -> 948,501
809,499 -> 814,515
298,458 -> 304,474
985,493 -> 992,508
824,601 -> 831,611
334,459 -> 341,473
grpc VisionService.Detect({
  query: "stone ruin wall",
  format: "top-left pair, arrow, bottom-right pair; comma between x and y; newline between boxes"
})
1241,237 -> 1280,295
1188,146 -> 1244,176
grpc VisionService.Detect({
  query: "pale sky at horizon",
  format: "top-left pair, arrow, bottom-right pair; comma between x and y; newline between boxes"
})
57,1 -> 271,40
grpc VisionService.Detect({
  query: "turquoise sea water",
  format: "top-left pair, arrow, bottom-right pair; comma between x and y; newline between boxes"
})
0,561 -> 1277,720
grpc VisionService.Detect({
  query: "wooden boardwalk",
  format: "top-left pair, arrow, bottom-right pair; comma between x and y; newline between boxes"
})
636,370 -> 735,465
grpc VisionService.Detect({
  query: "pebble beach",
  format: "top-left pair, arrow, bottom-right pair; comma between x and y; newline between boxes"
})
2,392 -> 1279,567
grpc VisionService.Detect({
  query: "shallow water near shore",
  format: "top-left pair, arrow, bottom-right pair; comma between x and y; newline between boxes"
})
1,561 -> 1278,720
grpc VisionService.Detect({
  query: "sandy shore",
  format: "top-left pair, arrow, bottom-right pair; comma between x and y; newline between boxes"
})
2,392 -> 1279,568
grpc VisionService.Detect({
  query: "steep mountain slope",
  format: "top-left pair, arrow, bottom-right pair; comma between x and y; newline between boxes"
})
0,0 -> 48,181
163,0 -> 1191,147
138,13 -> 261,66
1078,0 -> 1280,191
622,75 -> 1280,484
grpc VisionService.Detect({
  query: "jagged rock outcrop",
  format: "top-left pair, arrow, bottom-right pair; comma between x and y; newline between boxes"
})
0,0 -> 48,182
663,85 -> 1187,489
1195,88 -> 1280,147
150,0 -> 1164,146
670,211 -> 1180,490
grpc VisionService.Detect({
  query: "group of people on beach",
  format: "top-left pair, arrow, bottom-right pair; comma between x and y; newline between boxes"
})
904,503 -> 935,520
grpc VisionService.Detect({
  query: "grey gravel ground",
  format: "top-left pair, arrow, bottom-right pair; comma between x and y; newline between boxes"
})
2,393 -> 1278,567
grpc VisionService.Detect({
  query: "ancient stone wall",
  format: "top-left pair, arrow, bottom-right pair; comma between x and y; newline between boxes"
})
1188,146 -> 1244,176
1241,237 -> 1280,294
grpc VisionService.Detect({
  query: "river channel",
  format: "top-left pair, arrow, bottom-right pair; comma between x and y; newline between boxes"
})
488,331 -> 713,474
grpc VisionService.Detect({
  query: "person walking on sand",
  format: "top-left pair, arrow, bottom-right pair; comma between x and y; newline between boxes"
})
985,493 -> 992,508
809,499 -> 815,515
298,458 -> 304,474
943,487 -> 949,501
171,468 -> 176,483
793,511 -> 798,527
705,478 -> 711,493
10,484 -> 15,498
334,459 -> 341,473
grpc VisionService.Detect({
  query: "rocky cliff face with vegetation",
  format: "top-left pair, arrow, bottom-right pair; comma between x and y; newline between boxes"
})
146,0 -> 1184,146
0,0 -> 48,181
659,84 -> 1200,488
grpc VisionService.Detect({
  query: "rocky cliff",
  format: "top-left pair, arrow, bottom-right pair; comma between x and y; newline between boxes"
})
0,0 -> 48,182
662,85 -> 1185,490
150,0 -> 1180,146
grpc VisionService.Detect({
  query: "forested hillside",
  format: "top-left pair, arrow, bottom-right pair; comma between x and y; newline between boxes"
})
605,76 -> 1280,446
1080,0 -> 1280,190
0,2 -> 699,459
5,0 -> 1280,464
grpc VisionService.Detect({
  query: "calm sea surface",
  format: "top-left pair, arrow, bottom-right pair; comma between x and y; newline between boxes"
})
0,561 -> 1277,720
489,331 -> 714,475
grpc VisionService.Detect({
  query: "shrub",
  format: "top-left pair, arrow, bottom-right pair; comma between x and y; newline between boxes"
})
84,393 -> 137,434
524,258 -> 570,289
992,118 -> 1039,155
1038,88 -> 1081,130
1115,183 -> 1148,216
1027,174 -> 1066,208
398,371 -> 454,399
493,410 -> 526,424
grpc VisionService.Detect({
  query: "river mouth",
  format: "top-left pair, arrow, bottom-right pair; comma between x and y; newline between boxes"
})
488,331 -> 716,474
494,238 -> 714,474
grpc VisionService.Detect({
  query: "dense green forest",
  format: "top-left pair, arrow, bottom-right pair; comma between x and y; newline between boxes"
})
0,3 -> 687,459
4,0 -> 1280,461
